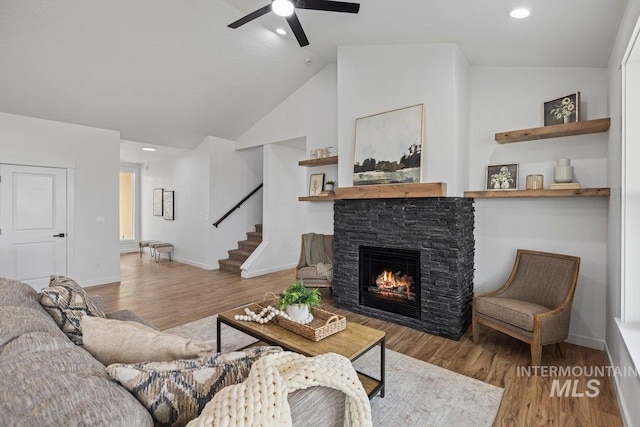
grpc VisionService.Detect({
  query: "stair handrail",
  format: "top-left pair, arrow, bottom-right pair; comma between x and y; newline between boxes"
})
212,183 -> 263,228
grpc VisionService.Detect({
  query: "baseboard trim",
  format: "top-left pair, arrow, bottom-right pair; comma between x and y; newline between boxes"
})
170,256 -> 216,270
241,263 -> 297,278
604,340 -> 635,427
567,333 -> 604,350
80,275 -> 121,287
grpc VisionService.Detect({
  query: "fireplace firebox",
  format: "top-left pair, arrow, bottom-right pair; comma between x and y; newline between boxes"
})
359,246 -> 420,319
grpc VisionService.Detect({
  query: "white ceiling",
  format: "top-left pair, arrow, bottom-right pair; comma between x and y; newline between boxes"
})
0,0 -> 627,161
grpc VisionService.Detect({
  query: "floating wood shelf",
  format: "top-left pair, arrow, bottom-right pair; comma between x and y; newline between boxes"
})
298,195 -> 338,202
298,156 -> 339,167
300,183 -> 448,201
495,118 -> 610,144
336,183 -> 447,199
463,188 -> 610,198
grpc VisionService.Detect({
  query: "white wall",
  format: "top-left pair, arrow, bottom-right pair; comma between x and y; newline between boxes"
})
141,140 -> 211,267
141,137 -> 262,269
337,44 -> 470,196
470,67 -> 609,349
0,112 -> 121,286
209,137 -> 263,267
607,0 -> 640,425
242,142 -> 306,278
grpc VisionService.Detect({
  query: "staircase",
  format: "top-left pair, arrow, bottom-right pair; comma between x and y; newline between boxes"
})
218,224 -> 262,274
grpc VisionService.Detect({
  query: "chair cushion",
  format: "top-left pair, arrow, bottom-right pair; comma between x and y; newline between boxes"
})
296,266 -> 324,281
475,297 -> 549,331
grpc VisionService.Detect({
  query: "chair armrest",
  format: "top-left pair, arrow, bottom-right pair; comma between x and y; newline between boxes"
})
535,306 -> 573,345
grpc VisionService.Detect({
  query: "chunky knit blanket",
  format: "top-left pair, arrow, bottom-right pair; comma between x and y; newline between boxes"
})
187,351 -> 372,427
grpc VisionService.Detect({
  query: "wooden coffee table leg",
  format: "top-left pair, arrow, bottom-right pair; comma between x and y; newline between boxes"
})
380,336 -> 385,398
216,317 -> 222,352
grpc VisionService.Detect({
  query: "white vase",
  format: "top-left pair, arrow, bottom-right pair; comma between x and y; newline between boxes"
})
554,159 -> 574,183
286,304 -> 309,322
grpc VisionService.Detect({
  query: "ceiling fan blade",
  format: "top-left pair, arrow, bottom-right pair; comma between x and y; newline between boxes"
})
294,0 -> 360,14
228,4 -> 272,29
286,12 -> 309,47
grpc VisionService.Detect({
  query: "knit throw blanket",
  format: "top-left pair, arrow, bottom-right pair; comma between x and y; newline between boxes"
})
187,351 -> 372,427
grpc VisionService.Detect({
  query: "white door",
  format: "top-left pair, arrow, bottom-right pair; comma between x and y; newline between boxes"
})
0,164 -> 67,290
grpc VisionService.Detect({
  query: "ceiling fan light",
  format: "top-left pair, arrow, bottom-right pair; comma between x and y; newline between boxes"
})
272,0 -> 294,17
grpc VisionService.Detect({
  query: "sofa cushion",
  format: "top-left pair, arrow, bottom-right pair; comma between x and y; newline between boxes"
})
82,316 -> 217,365
107,346 -> 282,427
39,275 -> 106,345
0,311 -> 153,426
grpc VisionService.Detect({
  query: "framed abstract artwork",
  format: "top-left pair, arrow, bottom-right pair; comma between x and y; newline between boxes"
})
309,173 -> 325,196
353,104 -> 424,186
163,190 -> 174,220
153,188 -> 163,216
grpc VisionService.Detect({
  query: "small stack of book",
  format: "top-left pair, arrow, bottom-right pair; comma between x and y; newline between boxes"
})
318,190 -> 335,197
549,182 -> 581,190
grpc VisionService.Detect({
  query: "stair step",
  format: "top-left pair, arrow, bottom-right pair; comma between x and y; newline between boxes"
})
238,239 -> 260,252
246,231 -> 262,242
228,249 -> 253,262
219,258 -> 242,274
255,224 -> 263,233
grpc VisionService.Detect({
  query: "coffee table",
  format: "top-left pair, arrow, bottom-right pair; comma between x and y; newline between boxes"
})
217,303 -> 385,399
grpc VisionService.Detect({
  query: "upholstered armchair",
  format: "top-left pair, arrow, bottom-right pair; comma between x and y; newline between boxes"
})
295,233 -> 334,289
472,249 -> 580,366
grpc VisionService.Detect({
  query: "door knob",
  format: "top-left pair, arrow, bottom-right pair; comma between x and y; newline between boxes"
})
53,233 -> 66,238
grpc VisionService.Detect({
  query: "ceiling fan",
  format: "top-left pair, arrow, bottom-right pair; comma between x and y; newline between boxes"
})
228,0 -> 360,47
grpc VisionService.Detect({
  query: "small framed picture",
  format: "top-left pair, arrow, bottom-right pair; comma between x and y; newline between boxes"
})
544,92 -> 580,126
486,164 -> 519,191
163,190 -> 174,220
153,188 -> 164,216
309,173 -> 325,196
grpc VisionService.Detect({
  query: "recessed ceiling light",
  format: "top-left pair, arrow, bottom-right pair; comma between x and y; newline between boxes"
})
141,147 -> 156,152
276,28 -> 287,35
510,8 -> 531,19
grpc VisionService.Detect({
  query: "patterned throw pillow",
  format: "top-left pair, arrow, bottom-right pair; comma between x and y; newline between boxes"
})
39,275 -> 106,345
107,346 -> 282,427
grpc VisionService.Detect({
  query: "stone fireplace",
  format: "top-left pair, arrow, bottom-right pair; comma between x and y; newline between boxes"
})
333,197 -> 475,340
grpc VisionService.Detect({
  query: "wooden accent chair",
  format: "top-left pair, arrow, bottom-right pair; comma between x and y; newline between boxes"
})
295,234 -> 334,289
472,249 -> 580,366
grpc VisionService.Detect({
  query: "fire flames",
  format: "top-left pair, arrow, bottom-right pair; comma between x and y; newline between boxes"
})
370,270 -> 416,301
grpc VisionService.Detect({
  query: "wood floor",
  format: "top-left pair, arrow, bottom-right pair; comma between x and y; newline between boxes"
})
87,253 -> 624,427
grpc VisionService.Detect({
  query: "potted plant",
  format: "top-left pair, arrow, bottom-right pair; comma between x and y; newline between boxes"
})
324,180 -> 336,192
278,280 -> 321,322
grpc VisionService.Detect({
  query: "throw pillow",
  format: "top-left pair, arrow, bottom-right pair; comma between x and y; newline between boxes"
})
107,346 -> 282,427
81,316 -> 218,366
39,275 -> 106,345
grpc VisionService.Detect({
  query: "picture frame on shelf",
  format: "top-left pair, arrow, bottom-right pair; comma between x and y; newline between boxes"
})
353,104 -> 424,186
163,190 -> 174,220
153,188 -> 164,216
544,92 -> 580,126
309,173 -> 325,197
486,163 -> 519,191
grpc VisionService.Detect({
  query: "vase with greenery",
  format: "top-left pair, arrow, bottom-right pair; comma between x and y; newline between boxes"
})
325,180 -> 336,192
278,280 -> 321,321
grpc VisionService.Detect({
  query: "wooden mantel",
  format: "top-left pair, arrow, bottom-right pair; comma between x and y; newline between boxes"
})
335,182 -> 447,199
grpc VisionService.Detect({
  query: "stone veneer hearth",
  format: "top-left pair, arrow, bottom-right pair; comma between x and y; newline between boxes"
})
333,197 -> 475,340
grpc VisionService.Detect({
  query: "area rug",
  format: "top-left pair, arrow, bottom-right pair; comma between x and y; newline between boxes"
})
166,315 -> 504,427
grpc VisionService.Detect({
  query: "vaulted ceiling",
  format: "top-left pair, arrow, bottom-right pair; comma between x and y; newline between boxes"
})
0,0 -> 627,156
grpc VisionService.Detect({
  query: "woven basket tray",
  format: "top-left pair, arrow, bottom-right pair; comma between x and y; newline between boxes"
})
258,294 -> 346,342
